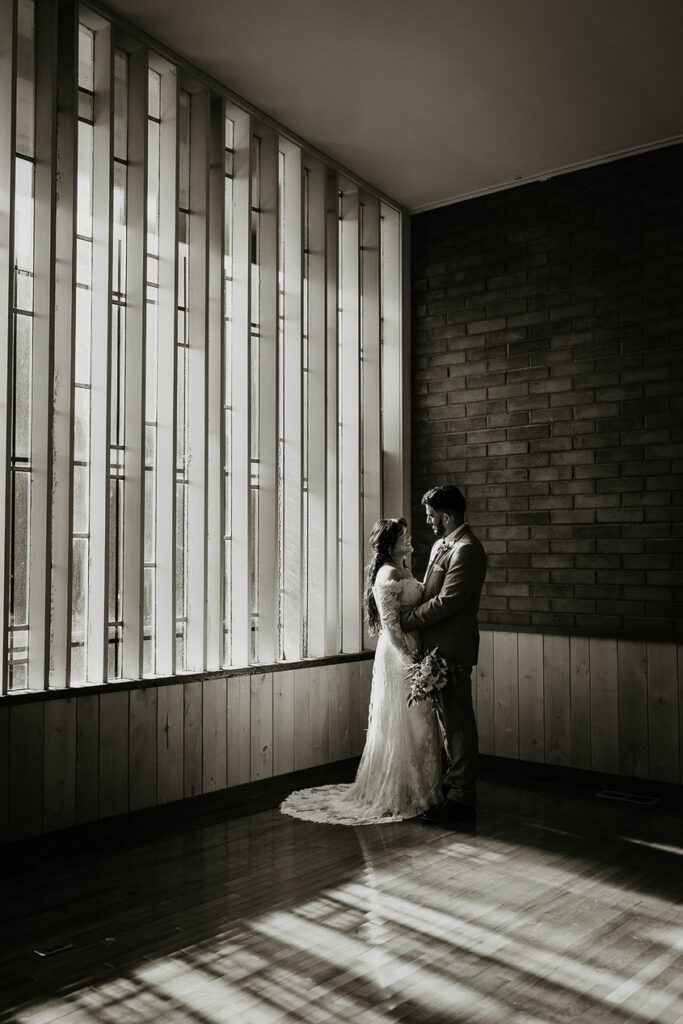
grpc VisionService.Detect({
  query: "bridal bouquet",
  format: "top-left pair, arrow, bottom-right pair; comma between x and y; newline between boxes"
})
407,648 -> 462,769
407,648 -> 450,707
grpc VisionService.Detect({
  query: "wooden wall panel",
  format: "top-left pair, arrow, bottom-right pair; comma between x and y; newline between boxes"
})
308,666 -> 330,768
9,704 -> 44,841
569,636 -> 591,771
493,631 -> 518,759
476,630 -> 494,755
617,640 -> 648,779
679,644 -> 683,786
99,691 -> 129,820
129,687 -> 157,812
347,660 -> 364,758
183,680 -> 203,798
589,638 -> 619,774
543,635 -> 571,767
0,704 -> 8,842
157,683 -> 184,805
227,675 -> 250,787
202,677 -> 227,793
517,633 -> 544,762
273,670 -> 295,776
250,672 -> 273,781
3,641 -> 682,846
294,668 -> 314,771
647,642 -> 679,783
75,695 -> 100,824
44,698 -> 76,832
328,662 -> 350,763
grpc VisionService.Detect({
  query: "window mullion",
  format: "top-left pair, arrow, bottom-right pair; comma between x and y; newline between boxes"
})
280,140 -> 303,662
360,193 -> 381,651
0,0 -> 17,695
121,44 -> 148,682
255,129 -> 278,665
86,23 -> 114,685
185,86 -> 210,673
304,163 -> 327,659
227,103 -> 251,667
324,169 -> 340,656
154,60 -> 178,677
205,95 -> 225,672
49,2 -> 77,688
380,206 -> 407,520
339,182 -> 361,653
28,0 -> 58,689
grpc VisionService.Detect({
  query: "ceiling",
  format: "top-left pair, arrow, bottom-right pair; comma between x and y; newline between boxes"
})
106,0 -> 683,213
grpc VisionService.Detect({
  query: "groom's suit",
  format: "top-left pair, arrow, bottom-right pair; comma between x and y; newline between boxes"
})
400,523 -> 487,806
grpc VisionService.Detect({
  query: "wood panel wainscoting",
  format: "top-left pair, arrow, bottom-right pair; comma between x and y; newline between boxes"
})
1,631 -> 681,845
0,659 -> 373,845
474,631 -> 682,784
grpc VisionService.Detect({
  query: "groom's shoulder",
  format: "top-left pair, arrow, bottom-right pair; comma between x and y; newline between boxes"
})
453,527 -> 486,558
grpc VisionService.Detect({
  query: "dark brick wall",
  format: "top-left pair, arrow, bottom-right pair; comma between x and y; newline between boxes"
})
410,145 -> 683,639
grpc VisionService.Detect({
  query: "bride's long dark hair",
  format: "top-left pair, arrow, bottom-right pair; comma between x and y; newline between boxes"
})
363,517 -> 408,636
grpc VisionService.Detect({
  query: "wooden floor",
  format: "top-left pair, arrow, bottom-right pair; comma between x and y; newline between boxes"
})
1,762 -> 682,1024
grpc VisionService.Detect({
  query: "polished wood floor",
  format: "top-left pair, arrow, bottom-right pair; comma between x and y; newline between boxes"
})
1,762 -> 682,1023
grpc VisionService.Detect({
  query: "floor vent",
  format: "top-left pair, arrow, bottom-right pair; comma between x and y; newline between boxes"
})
595,789 -> 658,806
33,943 -> 74,958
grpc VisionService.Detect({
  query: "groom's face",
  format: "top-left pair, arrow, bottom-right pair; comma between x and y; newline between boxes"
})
425,504 -> 448,538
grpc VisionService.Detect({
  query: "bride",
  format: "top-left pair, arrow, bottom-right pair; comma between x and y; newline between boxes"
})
280,517 -> 442,825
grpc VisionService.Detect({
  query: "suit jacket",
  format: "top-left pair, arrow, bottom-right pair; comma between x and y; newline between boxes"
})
400,525 -> 487,668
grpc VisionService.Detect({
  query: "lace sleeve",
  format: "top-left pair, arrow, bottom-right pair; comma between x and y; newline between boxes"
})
374,581 -> 414,664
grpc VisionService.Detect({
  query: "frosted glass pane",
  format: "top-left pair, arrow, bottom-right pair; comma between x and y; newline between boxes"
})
16,0 -> 35,158
144,468 -> 155,562
70,645 -> 84,685
146,120 -> 159,255
74,285 -> 91,385
77,122 -> 93,238
114,50 -> 128,162
72,464 -> 89,534
77,237 -> 92,288
78,25 -> 93,91
13,314 -> 32,461
13,158 -> 34,277
143,566 -> 154,634
147,69 -> 160,120
73,385 -> 90,463
11,470 -> 30,626
71,536 -> 88,644
178,91 -> 190,211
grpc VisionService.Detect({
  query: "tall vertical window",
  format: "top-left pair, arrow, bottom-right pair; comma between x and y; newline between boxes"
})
8,0 -> 36,690
109,49 -> 128,678
175,89 -> 190,670
143,68 -> 160,675
0,5 -> 404,691
249,136 -> 261,663
223,112 -> 234,667
71,24 -> 94,684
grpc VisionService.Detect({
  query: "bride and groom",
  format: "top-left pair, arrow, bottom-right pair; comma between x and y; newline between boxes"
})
281,484 -> 487,827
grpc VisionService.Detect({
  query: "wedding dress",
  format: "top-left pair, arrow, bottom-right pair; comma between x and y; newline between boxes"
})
280,576 -> 442,826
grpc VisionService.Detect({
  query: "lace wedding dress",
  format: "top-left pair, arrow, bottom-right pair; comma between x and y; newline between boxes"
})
280,576 -> 442,826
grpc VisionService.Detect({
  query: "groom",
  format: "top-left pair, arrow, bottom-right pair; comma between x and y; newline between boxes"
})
400,484 -> 487,824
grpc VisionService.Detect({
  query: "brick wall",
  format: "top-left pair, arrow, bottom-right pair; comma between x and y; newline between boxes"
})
411,145 -> 683,639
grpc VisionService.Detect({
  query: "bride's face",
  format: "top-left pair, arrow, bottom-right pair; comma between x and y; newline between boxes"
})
393,526 -> 413,559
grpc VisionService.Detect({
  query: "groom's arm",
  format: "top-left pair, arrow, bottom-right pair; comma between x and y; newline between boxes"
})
400,544 -> 485,631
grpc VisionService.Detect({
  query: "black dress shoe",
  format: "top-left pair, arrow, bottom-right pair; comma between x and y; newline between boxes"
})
421,799 -> 477,824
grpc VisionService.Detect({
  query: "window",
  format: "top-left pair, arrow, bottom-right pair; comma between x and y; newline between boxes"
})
0,2 -> 404,691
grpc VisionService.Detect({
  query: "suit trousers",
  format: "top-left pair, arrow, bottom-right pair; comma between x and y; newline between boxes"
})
438,666 -> 479,805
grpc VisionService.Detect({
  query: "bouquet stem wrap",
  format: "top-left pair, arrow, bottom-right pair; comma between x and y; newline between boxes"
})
407,648 -> 457,768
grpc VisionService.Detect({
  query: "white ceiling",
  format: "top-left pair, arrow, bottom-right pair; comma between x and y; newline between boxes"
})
106,0 -> 683,213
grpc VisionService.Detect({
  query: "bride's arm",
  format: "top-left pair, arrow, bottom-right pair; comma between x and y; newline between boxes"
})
374,576 -> 415,665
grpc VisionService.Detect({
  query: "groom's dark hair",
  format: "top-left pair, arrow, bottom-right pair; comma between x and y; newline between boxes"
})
422,484 -> 466,520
